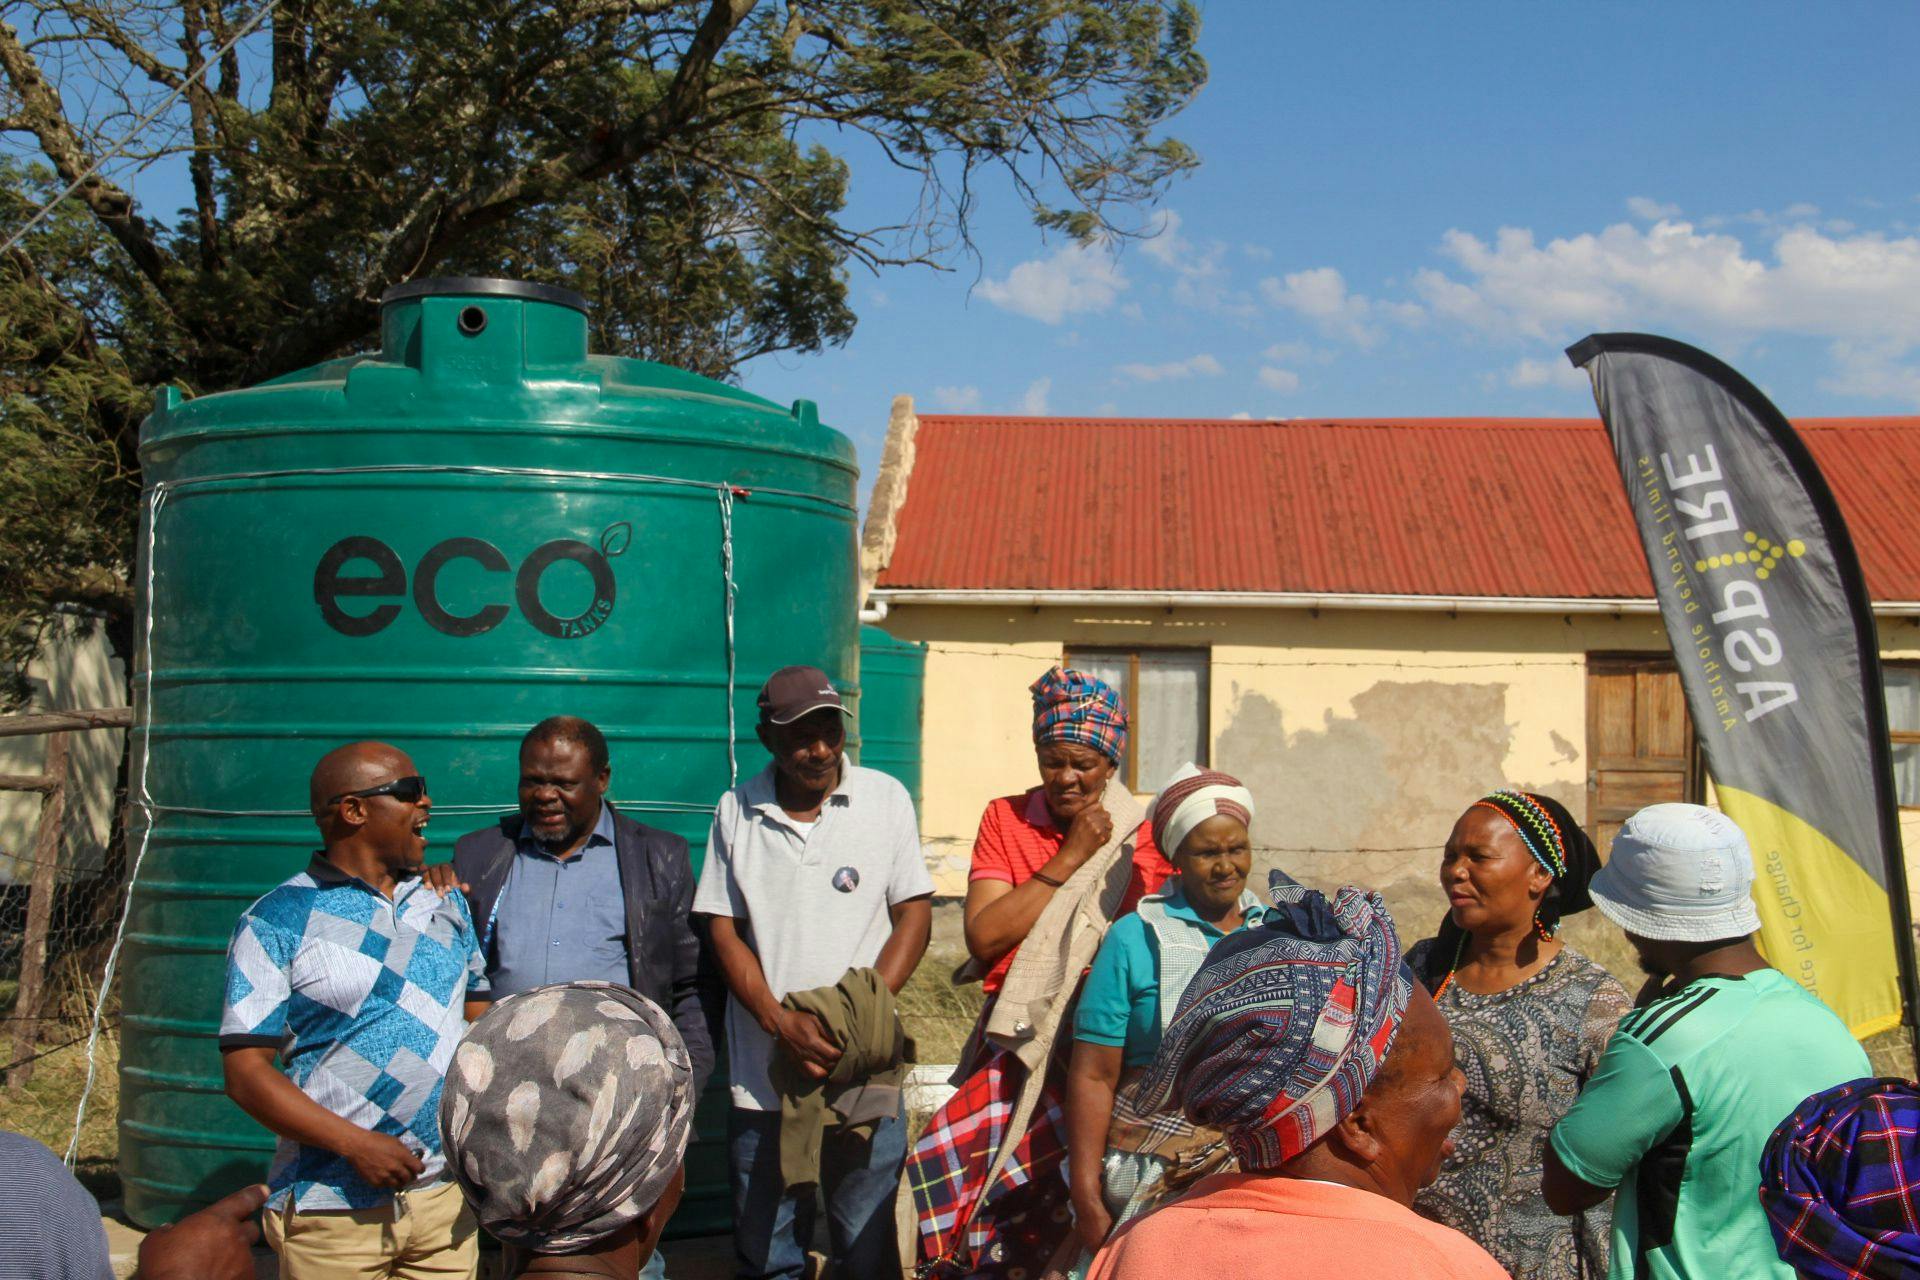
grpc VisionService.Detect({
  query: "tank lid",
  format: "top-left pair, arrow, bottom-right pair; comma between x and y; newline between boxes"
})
380,276 -> 588,314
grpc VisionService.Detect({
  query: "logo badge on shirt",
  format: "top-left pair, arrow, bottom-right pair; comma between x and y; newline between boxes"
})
831,866 -> 860,893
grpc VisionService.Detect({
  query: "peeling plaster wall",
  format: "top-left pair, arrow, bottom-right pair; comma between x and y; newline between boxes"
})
882,603 -> 1920,946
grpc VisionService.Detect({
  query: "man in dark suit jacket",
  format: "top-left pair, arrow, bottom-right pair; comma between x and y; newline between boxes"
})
444,716 -> 714,1091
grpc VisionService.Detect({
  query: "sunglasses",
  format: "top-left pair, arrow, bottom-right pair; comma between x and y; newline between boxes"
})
327,775 -> 429,807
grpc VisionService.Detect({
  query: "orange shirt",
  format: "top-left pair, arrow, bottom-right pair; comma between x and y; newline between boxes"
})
1088,1173 -> 1511,1280
968,788 -> 1172,994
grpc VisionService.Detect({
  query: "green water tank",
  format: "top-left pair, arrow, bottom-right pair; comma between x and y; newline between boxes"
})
120,278 -> 858,1232
855,625 -> 926,814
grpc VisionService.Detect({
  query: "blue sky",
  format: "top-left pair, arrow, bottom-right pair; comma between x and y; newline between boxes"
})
738,3 -> 1920,499
74,3 -> 1920,502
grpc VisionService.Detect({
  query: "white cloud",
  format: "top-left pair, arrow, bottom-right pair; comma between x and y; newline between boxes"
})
1260,267 -> 1421,346
1141,209 -> 1191,270
1020,377 -> 1052,415
1261,341 -> 1333,365
1409,220 -> 1920,347
1257,366 -> 1301,393
928,384 -> 982,411
1626,196 -> 1682,221
980,242 -> 1127,324
1822,341 -> 1920,406
1140,210 -> 1255,315
1116,353 -> 1224,383
1504,357 -> 1590,391
1363,214 -> 1920,403
1229,410 -> 1255,419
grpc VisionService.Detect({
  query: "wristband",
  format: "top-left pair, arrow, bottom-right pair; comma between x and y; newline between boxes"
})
1031,869 -> 1065,888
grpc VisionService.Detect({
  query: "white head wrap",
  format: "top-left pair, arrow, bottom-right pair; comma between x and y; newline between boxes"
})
1148,762 -> 1256,857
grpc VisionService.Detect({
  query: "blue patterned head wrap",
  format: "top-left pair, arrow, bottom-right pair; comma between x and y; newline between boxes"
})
1128,872 -> 1412,1171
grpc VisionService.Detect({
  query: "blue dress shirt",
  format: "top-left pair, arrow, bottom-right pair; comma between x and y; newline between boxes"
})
487,804 -> 628,999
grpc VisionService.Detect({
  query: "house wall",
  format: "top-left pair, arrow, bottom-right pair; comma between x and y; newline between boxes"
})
882,602 -> 1920,942
0,614 -> 128,883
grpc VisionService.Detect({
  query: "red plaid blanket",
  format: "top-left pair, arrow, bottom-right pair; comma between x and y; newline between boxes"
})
906,1040 -> 1073,1277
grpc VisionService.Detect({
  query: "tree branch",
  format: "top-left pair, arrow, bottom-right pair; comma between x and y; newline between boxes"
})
237,1 -> 760,382
59,0 -> 187,93
0,19 -> 172,288
180,0 -> 221,268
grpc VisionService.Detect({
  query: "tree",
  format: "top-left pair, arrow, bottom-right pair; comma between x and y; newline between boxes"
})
0,0 -> 1207,700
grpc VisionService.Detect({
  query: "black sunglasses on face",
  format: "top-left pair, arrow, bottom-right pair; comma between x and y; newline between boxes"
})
327,775 -> 428,807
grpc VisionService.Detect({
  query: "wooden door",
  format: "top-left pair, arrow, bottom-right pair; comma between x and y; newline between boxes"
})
1586,655 -> 1703,854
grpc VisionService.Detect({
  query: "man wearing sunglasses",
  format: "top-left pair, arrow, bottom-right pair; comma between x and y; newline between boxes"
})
219,742 -> 490,1280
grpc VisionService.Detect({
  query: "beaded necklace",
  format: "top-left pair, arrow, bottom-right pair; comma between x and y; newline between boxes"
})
1432,915 -> 1555,999
1432,930 -> 1469,999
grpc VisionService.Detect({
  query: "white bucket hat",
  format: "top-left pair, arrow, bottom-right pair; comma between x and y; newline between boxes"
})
1589,803 -> 1763,942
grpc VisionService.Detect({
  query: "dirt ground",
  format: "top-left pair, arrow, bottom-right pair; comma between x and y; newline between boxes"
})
99,1214 -> 744,1280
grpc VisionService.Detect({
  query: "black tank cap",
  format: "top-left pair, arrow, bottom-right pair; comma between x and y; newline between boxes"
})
380,277 -> 588,315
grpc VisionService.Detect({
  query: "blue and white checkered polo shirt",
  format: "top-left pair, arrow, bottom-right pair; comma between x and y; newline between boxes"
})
219,854 -> 489,1210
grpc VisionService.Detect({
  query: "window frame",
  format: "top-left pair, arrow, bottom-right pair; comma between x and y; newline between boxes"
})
1061,644 -> 1212,792
1885,659 -> 1920,809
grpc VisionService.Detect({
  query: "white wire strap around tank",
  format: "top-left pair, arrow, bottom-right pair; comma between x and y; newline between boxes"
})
64,461 -> 816,1162
66,484 -> 168,1164
718,485 -> 740,786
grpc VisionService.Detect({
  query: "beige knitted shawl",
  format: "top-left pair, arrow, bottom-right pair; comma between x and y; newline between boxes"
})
895,781 -> 1146,1275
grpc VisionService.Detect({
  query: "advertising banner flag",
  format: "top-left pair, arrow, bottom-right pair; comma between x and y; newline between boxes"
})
1567,333 -> 1919,1040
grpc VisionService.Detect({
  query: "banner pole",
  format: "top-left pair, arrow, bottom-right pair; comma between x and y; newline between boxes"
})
1569,332 -> 1920,1050
1859,629 -> 1920,1068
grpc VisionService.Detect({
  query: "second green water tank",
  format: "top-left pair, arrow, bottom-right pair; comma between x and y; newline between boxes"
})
120,278 -> 858,1234
856,625 -> 927,814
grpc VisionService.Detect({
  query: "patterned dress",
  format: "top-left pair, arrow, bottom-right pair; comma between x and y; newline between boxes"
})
1408,941 -> 1631,1280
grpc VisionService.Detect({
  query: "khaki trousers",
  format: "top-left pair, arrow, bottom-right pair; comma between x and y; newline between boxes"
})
263,1179 -> 479,1280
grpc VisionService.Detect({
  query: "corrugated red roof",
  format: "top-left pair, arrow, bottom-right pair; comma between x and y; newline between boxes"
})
874,416 -> 1920,601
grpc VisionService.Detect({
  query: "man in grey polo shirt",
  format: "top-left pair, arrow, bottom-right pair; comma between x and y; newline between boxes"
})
695,665 -> 934,1280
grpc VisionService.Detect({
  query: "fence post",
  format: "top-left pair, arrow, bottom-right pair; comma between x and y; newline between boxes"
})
7,731 -> 70,1090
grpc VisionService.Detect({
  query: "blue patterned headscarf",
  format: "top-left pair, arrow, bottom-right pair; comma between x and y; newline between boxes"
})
1761,1077 -> 1920,1280
1128,873 -> 1412,1171
1029,666 -> 1128,764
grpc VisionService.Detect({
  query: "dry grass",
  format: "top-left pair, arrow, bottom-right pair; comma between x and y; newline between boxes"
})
2,962 -> 121,1197
898,953 -> 986,1068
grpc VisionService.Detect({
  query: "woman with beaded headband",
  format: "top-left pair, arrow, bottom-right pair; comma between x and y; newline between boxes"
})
1406,789 -> 1630,1280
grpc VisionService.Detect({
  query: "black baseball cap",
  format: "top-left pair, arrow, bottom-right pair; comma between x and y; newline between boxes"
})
757,665 -> 846,725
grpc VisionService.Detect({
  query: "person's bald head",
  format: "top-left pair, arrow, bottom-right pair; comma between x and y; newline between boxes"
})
307,742 -> 432,873
309,742 -> 414,816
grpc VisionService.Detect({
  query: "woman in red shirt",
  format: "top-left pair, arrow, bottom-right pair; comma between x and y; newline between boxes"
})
904,667 -> 1171,1278
964,744 -> 1170,994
